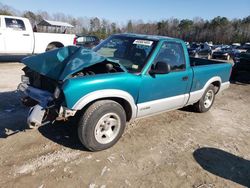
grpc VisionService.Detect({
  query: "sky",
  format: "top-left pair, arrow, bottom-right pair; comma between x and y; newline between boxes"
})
1,0 -> 250,23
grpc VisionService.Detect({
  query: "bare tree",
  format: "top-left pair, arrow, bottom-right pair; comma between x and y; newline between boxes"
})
1,2 -> 250,43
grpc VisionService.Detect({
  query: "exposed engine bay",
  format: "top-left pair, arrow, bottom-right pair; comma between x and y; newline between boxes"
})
22,60 -> 125,91
71,61 -> 125,78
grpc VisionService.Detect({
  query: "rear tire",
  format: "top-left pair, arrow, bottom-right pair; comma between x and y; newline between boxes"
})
46,44 -> 59,51
193,84 -> 215,113
78,100 -> 126,151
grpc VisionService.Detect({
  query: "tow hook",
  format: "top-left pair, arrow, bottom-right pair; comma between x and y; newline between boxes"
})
27,105 -> 46,129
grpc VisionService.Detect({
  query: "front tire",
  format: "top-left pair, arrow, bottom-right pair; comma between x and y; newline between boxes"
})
193,84 -> 215,113
78,100 -> 126,151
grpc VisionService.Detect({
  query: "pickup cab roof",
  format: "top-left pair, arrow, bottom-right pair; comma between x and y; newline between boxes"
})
37,19 -> 74,28
114,33 -> 184,43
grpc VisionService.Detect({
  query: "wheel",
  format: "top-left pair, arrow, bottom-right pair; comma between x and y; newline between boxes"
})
78,100 -> 126,151
46,44 -> 58,51
193,84 -> 215,113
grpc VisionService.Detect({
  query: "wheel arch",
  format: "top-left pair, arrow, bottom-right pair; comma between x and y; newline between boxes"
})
203,76 -> 222,94
187,76 -> 222,105
46,42 -> 64,51
72,89 -> 137,122
210,80 -> 221,94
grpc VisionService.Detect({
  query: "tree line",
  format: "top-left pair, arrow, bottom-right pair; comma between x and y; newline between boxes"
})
1,3 -> 250,44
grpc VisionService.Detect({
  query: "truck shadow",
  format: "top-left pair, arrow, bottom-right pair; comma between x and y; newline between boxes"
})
193,147 -> 250,187
38,121 -> 88,151
179,105 -> 197,113
0,91 -> 28,138
0,90 -> 87,151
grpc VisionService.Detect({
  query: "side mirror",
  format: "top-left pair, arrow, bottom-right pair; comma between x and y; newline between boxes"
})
149,61 -> 171,75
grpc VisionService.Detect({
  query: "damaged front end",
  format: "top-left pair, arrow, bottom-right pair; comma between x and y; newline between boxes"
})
18,46 -> 125,128
18,83 -> 76,128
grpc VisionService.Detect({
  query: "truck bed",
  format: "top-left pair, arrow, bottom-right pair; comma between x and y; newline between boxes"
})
189,57 -> 232,93
189,57 -> 228,66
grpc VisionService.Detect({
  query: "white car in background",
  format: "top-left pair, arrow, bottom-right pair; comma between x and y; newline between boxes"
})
0,15 -> 76,56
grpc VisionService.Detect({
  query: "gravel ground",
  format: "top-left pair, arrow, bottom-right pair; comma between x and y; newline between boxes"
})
0,62 -> 250,188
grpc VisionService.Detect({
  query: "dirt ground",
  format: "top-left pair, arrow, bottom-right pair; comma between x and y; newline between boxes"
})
0,62 -> 250,188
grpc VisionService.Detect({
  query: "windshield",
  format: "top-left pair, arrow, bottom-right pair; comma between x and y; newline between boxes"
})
93,35 -> 157,73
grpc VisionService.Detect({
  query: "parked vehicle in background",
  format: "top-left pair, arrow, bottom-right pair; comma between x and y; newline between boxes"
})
76,35 -> 100,48
231,43 -> 241,49
188,42 -> 212,59
0,15 -> 76,55
231,48 -> 250,79
211,44 -> 222,52
232,44 -> 249,62
18,33 -> 231,151
212,47 -> 233,60
242,43 -> 250,50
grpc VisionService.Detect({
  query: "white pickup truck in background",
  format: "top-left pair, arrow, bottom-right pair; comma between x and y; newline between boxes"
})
0,15 -> 76,55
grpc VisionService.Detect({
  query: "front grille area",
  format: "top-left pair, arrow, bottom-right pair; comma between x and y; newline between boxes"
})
23,66 -> 57,93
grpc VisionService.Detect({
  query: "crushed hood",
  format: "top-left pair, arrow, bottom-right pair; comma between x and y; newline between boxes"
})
21,46 -> 110,81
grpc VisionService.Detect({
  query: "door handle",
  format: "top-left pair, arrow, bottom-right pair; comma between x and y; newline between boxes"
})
182,76 -> 189,81
23,34 -> 30,36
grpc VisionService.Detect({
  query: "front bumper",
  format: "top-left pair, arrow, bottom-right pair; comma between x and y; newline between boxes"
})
27,105 -> 46,128
18,83 -> 53,108
18,83 -> 76,128
18,83 -> 54,128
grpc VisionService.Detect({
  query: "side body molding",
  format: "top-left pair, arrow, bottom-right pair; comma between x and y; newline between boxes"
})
71,76 -> 228,121
72,89 -> 138,120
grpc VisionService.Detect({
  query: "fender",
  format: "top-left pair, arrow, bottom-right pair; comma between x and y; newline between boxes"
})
72,89 -> 138,119
202,76 -> 222,92
187,76 -> 222,105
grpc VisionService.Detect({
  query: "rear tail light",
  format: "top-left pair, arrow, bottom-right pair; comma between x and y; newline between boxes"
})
73,37 -> 77,45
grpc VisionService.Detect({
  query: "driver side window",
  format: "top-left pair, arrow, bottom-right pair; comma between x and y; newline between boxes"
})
154,42 -> 186,72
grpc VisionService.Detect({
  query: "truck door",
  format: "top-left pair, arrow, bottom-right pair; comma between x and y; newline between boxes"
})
0,17 -> 5,53
3,17 -> 33,54
137,41 -> 192,117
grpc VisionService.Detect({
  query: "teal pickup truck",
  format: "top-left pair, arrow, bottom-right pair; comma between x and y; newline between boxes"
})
18,33 -> 231,151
